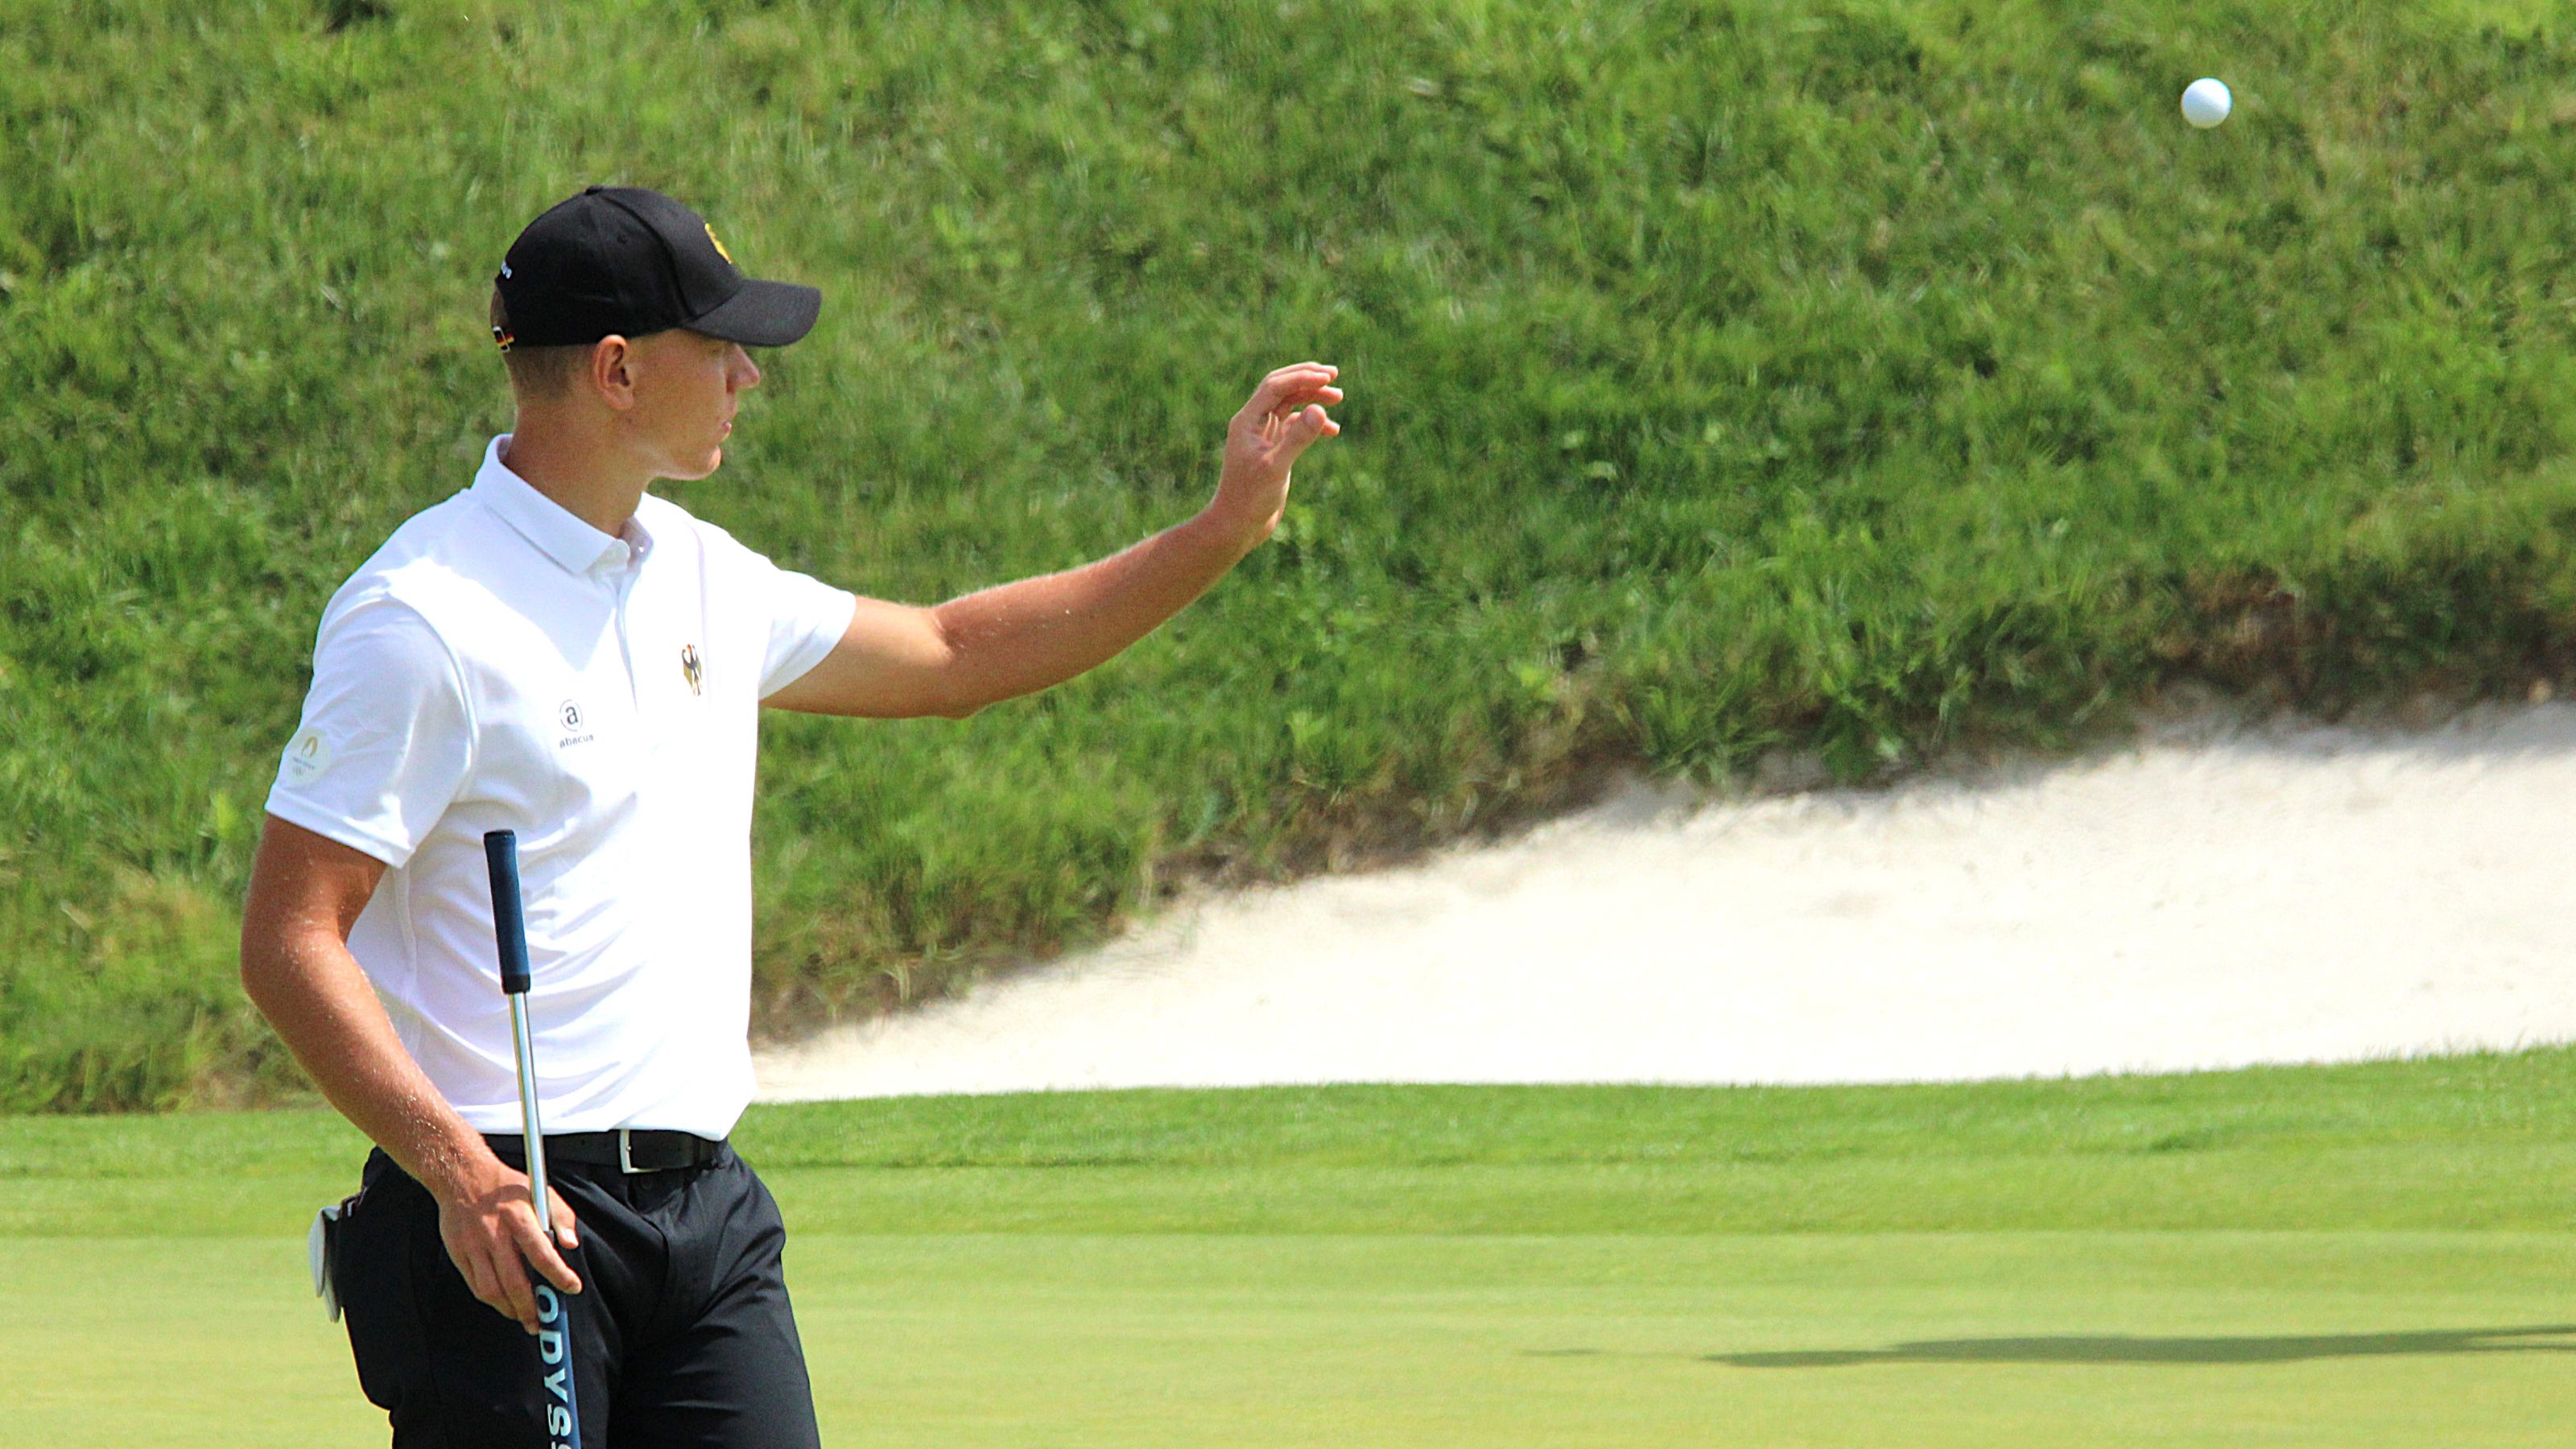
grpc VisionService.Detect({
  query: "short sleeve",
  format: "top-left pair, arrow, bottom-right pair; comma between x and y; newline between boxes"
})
752,555 -> 859,700
264,598 -> 474,869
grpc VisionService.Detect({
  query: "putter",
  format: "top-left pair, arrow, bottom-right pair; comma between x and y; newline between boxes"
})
485,828 -> 586,1449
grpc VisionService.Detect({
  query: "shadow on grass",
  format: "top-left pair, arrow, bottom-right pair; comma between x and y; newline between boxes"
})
1703,1324 -> 2576,1368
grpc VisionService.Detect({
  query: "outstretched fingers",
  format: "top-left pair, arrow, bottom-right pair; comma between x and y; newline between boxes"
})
1240,362 -> 1340,427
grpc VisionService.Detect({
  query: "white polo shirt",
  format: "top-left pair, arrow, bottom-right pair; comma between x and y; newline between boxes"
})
265,436 -> 857,1138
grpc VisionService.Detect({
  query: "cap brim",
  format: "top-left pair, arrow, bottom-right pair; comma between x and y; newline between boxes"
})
687,279 -> 821,347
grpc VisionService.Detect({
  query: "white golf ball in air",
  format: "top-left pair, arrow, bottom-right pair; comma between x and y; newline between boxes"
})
2181,77 -> 2231,129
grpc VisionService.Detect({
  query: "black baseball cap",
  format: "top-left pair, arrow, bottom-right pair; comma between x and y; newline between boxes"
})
493,185 -> 820,350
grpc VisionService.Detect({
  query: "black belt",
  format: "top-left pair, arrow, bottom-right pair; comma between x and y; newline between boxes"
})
484,1129 -> 725,1174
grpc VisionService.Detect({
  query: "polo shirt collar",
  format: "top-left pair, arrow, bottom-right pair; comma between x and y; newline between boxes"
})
470,435 -> 651,575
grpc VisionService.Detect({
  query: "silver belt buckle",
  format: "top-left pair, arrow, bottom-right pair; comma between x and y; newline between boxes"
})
617,1128 -> 639,1174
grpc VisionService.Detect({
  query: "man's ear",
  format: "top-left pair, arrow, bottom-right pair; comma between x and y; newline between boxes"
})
591,335 -> 638,411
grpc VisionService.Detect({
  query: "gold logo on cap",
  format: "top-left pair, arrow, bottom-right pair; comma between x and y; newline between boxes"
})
704,224 -> 733,266
681,644 -> 704,696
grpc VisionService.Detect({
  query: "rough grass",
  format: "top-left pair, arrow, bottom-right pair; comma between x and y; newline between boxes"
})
12,1 -> 2576,1107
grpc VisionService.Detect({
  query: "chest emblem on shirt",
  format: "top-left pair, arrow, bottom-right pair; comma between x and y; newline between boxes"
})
680,644 -> 704,696
556,698 -> 594,749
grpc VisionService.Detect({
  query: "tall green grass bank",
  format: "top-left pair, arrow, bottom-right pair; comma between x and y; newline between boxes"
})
7,1 -> 2576,1108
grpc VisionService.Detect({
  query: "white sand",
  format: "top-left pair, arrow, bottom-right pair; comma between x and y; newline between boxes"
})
753,702 -> 2576,1100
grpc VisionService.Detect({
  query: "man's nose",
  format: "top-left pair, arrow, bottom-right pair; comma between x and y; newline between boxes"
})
730,346 -> 761,390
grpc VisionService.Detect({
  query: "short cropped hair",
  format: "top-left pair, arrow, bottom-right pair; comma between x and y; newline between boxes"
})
489,287 -> 589,400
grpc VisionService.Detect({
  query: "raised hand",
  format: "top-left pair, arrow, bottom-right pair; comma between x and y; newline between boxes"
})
1210,361 -> 1342,543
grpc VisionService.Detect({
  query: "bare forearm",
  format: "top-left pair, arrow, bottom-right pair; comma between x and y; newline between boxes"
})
764,364 -> 1338,721
242,934 -> 497,1199
931,508 -> 1256,712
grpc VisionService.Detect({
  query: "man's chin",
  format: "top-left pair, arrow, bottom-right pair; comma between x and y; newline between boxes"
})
667,448 -> 724,482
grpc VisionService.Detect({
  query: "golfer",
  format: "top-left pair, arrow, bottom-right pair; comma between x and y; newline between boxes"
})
238,184 -> 1340,1445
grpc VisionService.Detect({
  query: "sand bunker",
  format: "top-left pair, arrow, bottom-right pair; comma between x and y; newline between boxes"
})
754,702 -> 2576,1100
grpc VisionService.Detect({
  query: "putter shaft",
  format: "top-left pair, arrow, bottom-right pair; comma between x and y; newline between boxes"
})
507,992 -> 555,1236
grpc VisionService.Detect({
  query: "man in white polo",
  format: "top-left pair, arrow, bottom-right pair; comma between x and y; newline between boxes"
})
239,184 -> 1341,1446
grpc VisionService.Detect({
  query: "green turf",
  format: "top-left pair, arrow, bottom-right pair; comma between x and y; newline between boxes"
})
9,1232 -> 2570,1447
7,1048 -> 2572,1236
20,0 -> 2576,1110
4,1055 -> 2572,1443
783,1233 -> 2576,1447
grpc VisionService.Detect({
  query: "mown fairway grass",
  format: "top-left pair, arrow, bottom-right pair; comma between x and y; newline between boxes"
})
5,1052 -> 2572,1444
14,0 -> 2576,1109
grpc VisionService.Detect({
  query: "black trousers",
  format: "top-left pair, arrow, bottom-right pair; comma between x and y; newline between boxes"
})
333,1143 -> 822,1448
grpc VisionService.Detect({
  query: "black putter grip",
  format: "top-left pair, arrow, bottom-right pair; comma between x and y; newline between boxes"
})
483,830 -> 532,997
